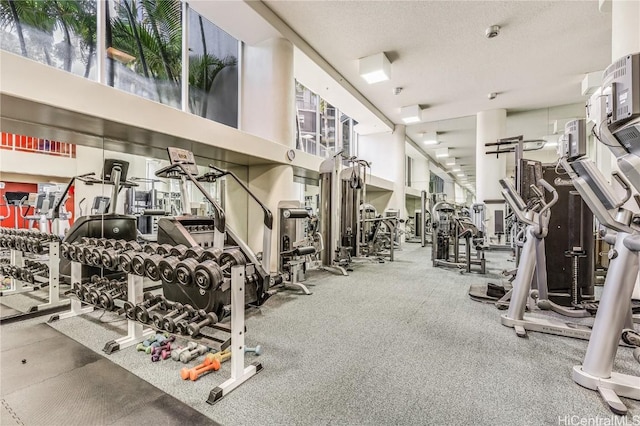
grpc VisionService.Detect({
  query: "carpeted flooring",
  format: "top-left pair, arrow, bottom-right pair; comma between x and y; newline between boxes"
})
4,244 -> 639,425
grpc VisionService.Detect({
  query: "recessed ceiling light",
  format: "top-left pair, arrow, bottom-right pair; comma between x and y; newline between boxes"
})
456,173 -> 465,177
452,167 -> 461,172
445,157 -> 456,166
359,53 -> 391,84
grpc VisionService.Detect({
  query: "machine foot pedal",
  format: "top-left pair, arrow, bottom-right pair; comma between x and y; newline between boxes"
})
487,283 -> 506,299
48,314 -> 60,323
103,340 -> 120,354
598,386 -> 627,415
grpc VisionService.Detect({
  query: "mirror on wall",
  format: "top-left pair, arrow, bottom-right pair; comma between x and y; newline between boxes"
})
0,127 -> 253,320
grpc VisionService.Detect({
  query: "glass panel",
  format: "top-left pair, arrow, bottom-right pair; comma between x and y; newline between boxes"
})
0,0 -> 97,79
188,9 -> 239,127
296,81 -> 318,155
319,100 -> 336,157
107,0 -> 182,108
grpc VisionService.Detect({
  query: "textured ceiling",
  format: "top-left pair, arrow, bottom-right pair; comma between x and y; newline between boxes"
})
263,0 -> 613,184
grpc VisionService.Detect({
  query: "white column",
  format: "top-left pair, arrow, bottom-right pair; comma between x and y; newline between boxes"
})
610,0 -> 640,299
476,109 -> 507,243
611,0 -> 640,60
388,124 -> 407,218
241,38 -> 297,273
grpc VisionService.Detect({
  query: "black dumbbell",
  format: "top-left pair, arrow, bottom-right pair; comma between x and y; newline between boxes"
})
176,309 -> 208,335
187,312 -> 219,337
163,304 -> 195,333
131,252 -> 152,276
135,296 -> 171,324
183,245 -> 204,260
143,242 -> 160,254
125,241 -> 142,252
121,292 -> 156,319
175,258 -> 199,286
169,244 -> 188,259
200,247 -> 223,263
89,246 -> 106,266
117,250 -> 137,273
158,256 -> 180,284
99,285 -> 127,310
101,246 -> 125,270
155,244 -> 173,256
143,254 -> 168,281
151,302 -> 183,329
194,260 -> 224,291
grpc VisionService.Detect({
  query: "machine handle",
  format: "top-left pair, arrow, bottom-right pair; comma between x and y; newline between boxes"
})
501,189 -> 536,228
536,179 -> 558,213
611,171 -> 632,207
529,185 -> 545,205
207,165 -> 273,230
534,179 -> 557,236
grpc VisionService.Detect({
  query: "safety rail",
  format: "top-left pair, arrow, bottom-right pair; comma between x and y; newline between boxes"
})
1,132 -> 76,158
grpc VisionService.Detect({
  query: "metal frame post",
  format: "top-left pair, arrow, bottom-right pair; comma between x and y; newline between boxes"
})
207,265 -> 262,404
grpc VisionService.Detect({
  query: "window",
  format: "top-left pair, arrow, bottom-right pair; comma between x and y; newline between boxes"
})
406,156 -> 413,187
430,172 -> 444,194
1,0 -> 98,79
296,80 -> 358,158
107,0 -> 182,108
188,9 -> 239,127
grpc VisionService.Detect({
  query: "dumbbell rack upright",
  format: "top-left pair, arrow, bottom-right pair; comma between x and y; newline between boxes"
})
1,241 -> 69,323
52,261 -> 156,354
207,265 -> 262,404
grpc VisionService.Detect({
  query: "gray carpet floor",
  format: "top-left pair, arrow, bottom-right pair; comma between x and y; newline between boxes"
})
4,244 -> 640,425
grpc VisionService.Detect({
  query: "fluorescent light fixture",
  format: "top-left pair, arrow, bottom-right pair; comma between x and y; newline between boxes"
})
452,167 -> 461,172
456,173 -> 465,177
435,147 -> 449,158
423,132 -> 439,145
400,105 -> 423,124
445,157 -> 456,166
359,52 -> 391,84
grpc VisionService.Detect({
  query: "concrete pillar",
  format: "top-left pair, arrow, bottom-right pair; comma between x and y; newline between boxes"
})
610,0 -> 640,299
611,0 -> 640,61
241,38 -> 298,273
388,124 -> 407,218
475,109 -> 507,243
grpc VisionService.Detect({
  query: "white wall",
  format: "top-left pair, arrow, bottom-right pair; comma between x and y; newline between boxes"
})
357,131 -> 396,182
505,103 -> 586,175
406,142 -> 430,192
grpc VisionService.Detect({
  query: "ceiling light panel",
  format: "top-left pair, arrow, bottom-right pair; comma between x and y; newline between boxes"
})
359,52 -> 391,84
400,105 -> 422,124
423,132 -> 439,145
435,147 -> 449,158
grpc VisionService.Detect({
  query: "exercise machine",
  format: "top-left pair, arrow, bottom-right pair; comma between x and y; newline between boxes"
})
58,160 -> 138,281
432,199 -> 486,273
562,52 -> 640,414
153,149 -> 272,318
277,201 -> 321,295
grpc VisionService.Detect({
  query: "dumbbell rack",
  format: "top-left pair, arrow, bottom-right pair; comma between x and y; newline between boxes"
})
0,241 -> 70,323
207,265 -> 262,404
52,261 -> 155,354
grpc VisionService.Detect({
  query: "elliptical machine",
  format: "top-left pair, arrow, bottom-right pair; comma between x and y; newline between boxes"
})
558,52 -> 640,415
497,177 -> 597,338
